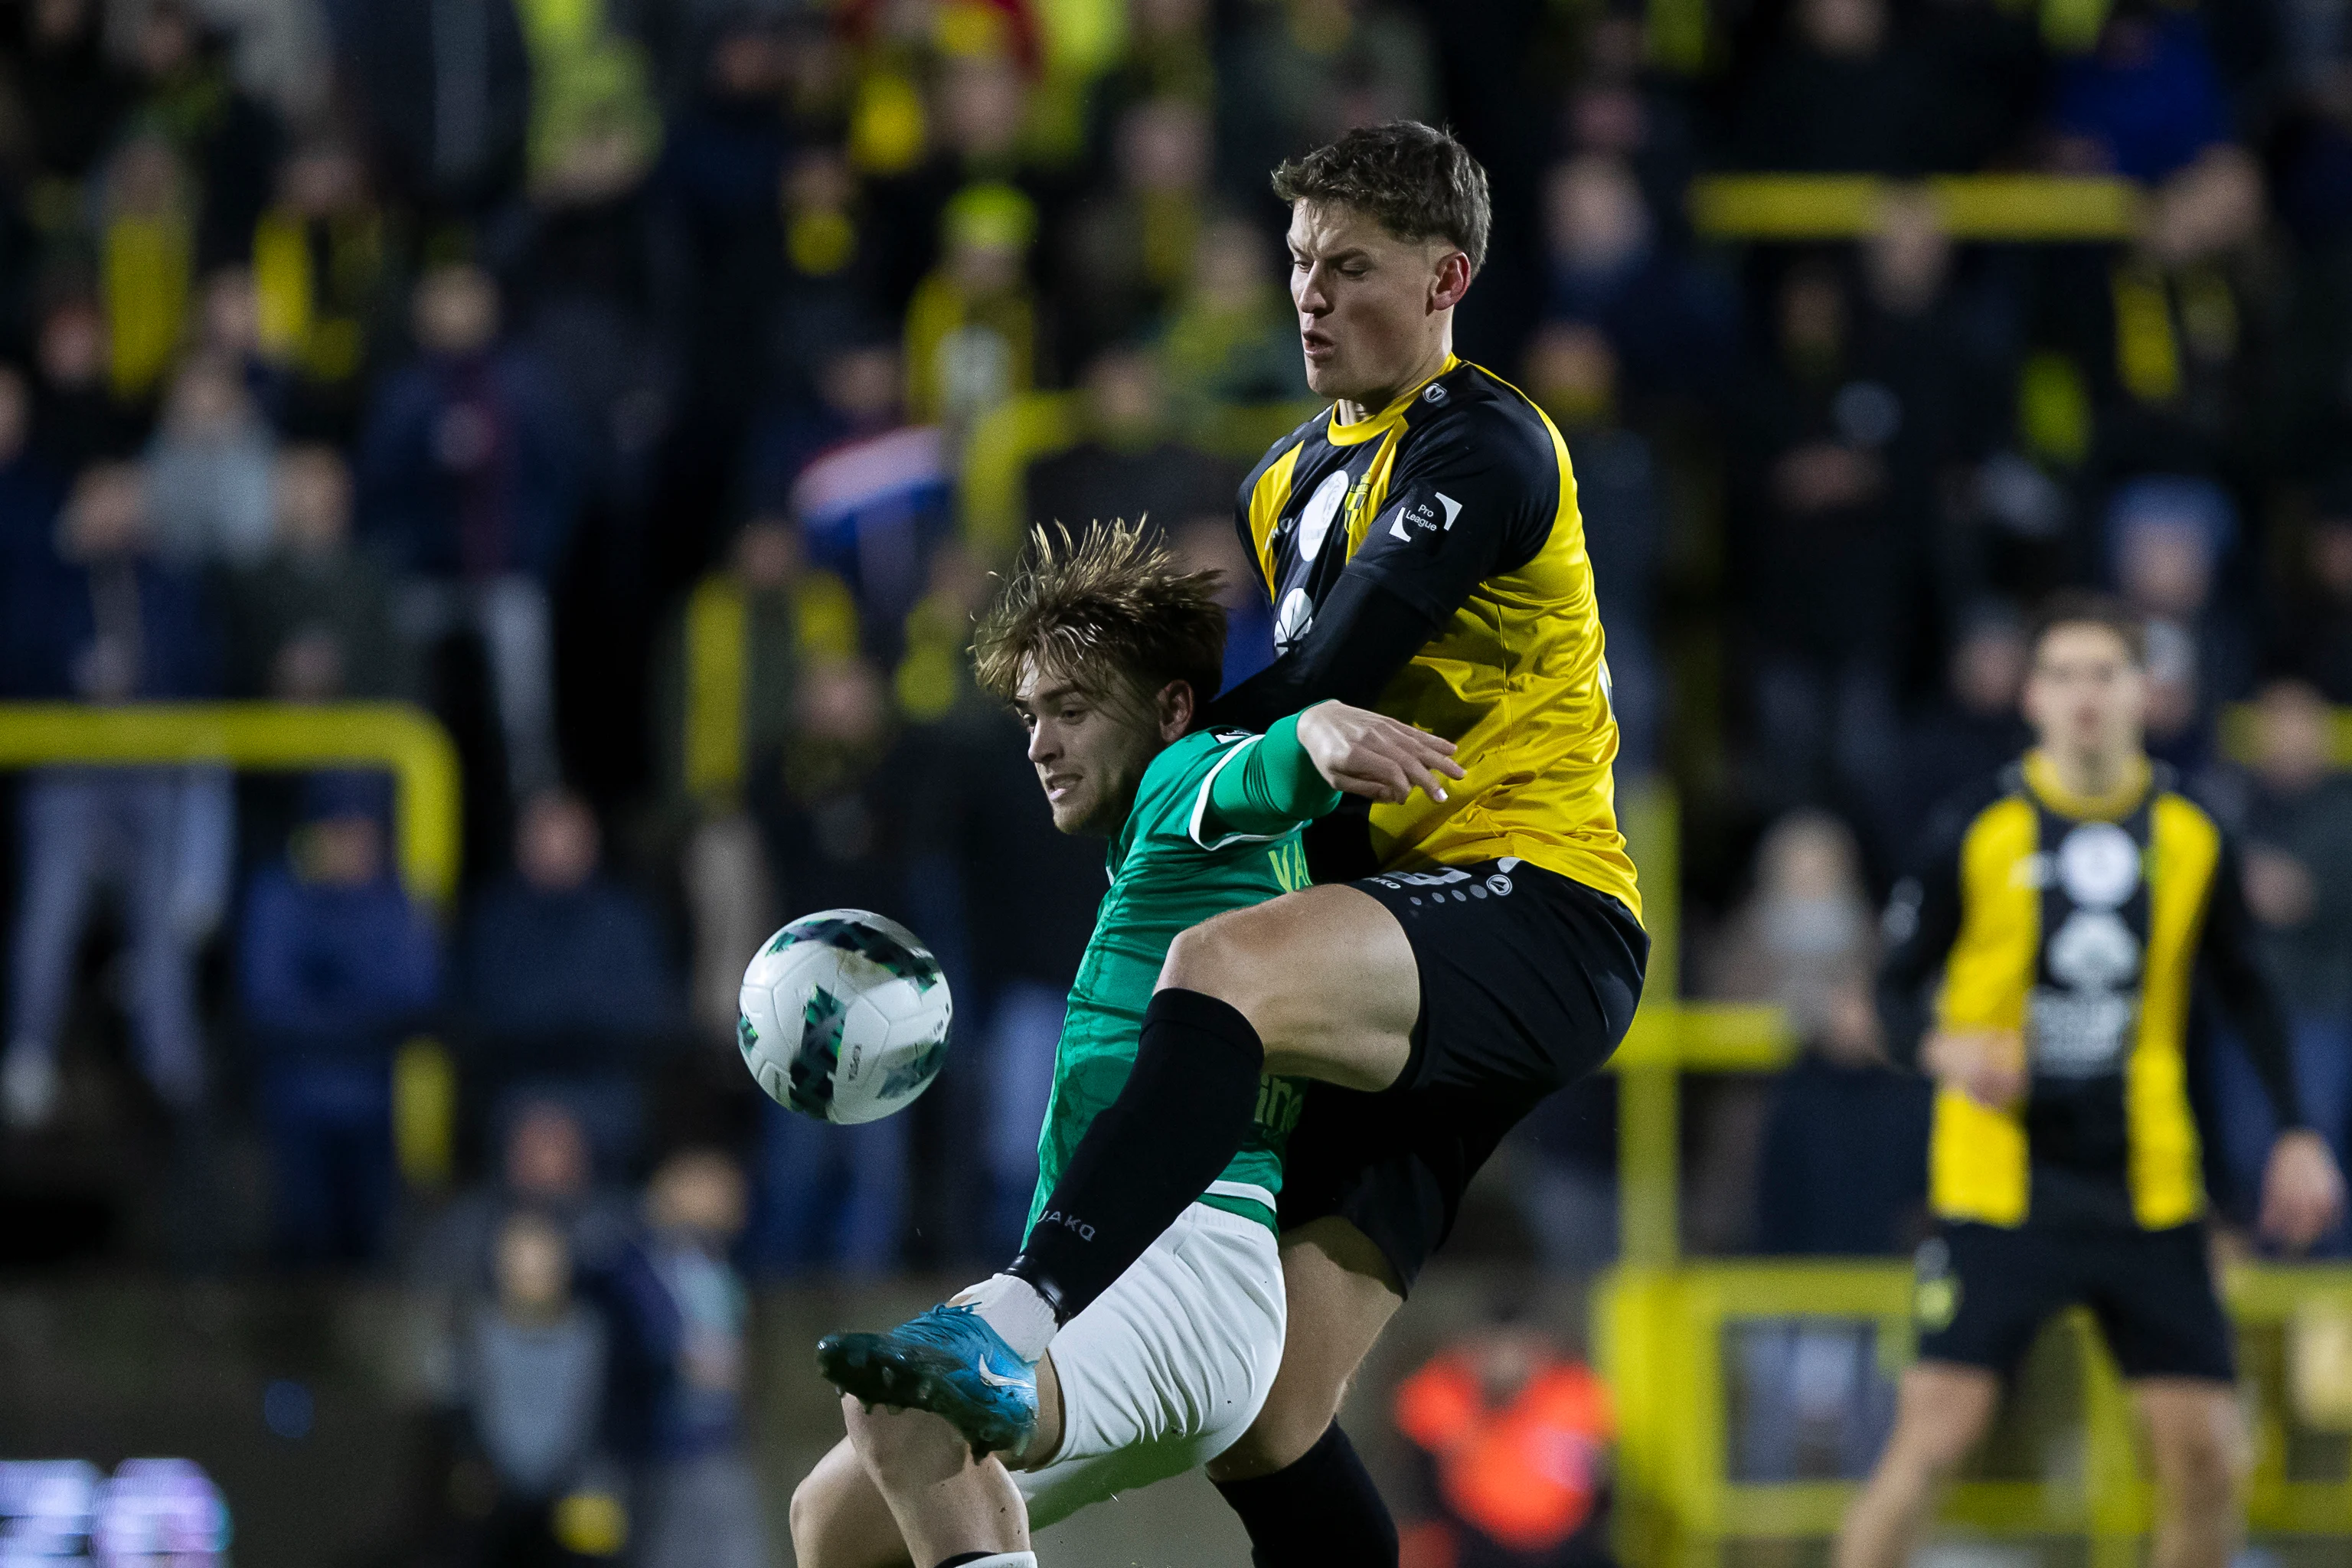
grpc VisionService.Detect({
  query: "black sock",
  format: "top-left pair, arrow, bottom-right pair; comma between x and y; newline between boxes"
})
1009,987 -> 1263,1321
1213,1423 -> 1399,1568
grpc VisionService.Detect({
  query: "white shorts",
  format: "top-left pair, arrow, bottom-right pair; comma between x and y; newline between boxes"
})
1011,1200 -> 1285,1528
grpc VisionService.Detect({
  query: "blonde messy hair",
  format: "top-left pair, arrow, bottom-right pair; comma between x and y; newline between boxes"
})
972,521 -> 1227,709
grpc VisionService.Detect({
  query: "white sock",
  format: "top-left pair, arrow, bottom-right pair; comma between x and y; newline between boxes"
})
939,1554 -> 1035,1568
959,1273 -> 1058,1362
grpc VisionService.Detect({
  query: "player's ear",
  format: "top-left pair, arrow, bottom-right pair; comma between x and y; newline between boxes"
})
1430,250 -> 1472,314
1157,679 -> 1195,740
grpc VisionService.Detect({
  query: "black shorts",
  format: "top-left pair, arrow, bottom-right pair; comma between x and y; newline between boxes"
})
1914,1220 -> 2234,1382
1276,859 -> 1648,1292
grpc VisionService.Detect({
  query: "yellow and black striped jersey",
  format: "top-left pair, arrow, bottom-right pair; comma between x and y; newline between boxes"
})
1214,354 -> 1640,920
1880,751 -> 2301,1230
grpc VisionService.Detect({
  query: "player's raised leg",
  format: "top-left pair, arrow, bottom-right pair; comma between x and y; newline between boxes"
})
1168,886 -> 1419,1088
996,882 -> 1417,1331
1834,1363 -> 2001,1568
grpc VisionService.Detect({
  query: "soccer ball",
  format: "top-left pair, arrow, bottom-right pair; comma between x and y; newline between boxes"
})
738,910 -> 954,1124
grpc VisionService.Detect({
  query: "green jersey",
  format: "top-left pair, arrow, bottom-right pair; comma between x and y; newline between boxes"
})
1027,712 -> 1343,1237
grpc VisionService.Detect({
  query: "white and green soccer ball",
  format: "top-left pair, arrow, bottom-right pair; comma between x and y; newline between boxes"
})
738,910 -> 954,1124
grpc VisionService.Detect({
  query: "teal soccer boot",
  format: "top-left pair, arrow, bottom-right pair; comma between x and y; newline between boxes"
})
816,1302 -> 1039,1456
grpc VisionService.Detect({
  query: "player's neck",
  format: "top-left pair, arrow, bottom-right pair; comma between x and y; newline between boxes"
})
1334,335 -> 1453,426
2035,743 -> 2148,808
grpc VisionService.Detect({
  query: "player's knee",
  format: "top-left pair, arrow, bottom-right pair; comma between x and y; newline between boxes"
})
1883,1407 -> 1984,1485
1160,916 -> 1269,1015
2156,1420 -> 2245,1514
1220,1384 -> 1348,1478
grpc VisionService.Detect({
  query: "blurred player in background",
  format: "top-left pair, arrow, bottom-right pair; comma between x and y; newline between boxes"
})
823,120 -> 1647,1568
1841,593 -> 2347,1568
794,524 -> 1447,1568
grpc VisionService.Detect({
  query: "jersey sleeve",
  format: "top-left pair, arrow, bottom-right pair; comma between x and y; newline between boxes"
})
2198,831 -> 2308,1129
1204,574 -> 1440,733
1342,405 -> 1559,622
1193,710 -> 1344,848
1877,791 -> 1974,1071
1204,403 -> 1558,733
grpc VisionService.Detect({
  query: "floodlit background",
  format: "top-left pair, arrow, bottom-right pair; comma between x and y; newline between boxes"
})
0,0 -> 2349,1563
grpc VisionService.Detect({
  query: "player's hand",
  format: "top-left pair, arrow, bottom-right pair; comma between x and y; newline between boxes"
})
2260,1129 -> 2347,1253
1919,1027 -> 2025,1110
1296,701 -> 1466,805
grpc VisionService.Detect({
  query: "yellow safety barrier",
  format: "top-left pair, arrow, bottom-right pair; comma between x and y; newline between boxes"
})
0,702 -> 462,908
1610,780 -> 1798,1266
1689,174 -> 2144,243
1599,1260 -> 2352,1568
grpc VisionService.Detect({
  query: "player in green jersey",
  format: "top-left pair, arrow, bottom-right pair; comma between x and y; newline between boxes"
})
789,522 -> 1460,1568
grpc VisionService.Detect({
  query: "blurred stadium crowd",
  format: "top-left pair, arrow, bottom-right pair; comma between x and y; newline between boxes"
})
7,0 -> 2352,1487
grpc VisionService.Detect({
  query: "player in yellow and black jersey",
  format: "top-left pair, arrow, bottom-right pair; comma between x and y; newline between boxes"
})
1210,348 -> 1637,912
1839,594 -> 2346,1568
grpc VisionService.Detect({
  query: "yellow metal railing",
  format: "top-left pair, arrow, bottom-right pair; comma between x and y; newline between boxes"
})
1689,174 -> 2145,243
1599,1260 -> 2352,1568
0,702 -> 462,908
0,701 -> 467,1190
1611,781 -> 1797,1266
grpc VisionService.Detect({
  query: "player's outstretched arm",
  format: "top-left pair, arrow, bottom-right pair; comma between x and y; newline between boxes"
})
1293,700 -> 1464,805
1195,712 -> 1345,845
1196,704 -> 1463,846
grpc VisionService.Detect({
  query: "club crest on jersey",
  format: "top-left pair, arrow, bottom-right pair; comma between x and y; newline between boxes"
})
1339,473 -> 1380,542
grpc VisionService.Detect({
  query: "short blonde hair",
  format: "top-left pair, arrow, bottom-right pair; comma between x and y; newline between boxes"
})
972,521 -> 1227,708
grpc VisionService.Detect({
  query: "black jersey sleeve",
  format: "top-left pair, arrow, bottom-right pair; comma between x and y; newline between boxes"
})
1203,573 -> 1440,731
1205,398 -> 1560,730
2199,831 -> 2309,1129
1877,789 -> 1977,1071
1343,403 -> 1560,624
